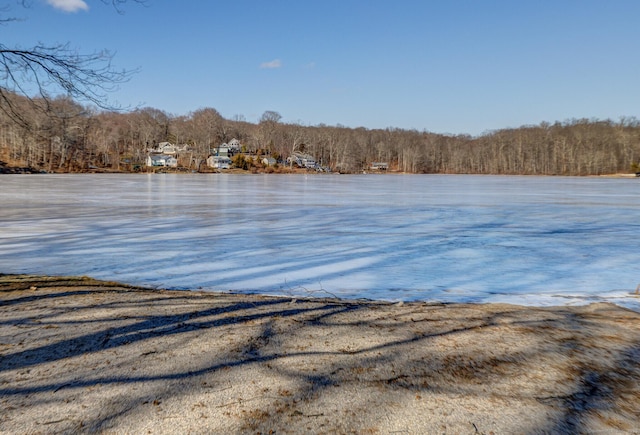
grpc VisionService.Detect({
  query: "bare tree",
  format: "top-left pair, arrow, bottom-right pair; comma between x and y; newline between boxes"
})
283,122 -> 307,168
0,1 -> 142,125
256,110 -> 282,154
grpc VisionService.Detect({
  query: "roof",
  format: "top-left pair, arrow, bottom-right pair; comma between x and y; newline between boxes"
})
148,154 -> 176,162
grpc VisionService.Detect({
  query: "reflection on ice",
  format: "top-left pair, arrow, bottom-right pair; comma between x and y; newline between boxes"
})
1,174 -> 639,311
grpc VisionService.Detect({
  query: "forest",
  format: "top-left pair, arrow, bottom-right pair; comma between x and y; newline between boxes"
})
2,1 -> 640,176
1,91 -> 640,175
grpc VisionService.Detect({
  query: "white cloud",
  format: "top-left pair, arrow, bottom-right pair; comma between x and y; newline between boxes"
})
46,0 -> 89,13
259,59 -> 282,69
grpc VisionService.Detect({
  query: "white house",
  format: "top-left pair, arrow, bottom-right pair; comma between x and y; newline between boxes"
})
147,154 -> 178,168
207,155 -> 232,169
228,138 -> 241,152
155,142 -> 177,155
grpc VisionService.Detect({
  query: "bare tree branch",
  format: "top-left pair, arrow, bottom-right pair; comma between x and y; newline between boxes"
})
0,1 -> 141,125
0,43 -> 133,107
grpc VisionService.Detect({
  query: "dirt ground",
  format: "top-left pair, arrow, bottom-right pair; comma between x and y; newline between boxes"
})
1,274 -> 639,434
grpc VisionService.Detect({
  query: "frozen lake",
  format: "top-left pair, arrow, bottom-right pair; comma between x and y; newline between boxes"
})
1,174 -> 639,310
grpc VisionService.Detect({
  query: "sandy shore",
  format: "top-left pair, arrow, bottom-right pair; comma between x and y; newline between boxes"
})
1,275 -> 639,434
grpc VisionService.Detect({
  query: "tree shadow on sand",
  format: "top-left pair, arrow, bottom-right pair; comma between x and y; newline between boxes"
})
1,275 -> 639,433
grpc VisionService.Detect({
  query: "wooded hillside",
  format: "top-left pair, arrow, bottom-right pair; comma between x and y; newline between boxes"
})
1,92 -> 639,175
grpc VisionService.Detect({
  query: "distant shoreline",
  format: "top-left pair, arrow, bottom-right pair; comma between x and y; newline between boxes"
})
1,168 -> 639,177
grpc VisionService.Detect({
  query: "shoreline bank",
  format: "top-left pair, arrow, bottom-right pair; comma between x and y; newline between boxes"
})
2,274 -> 639,433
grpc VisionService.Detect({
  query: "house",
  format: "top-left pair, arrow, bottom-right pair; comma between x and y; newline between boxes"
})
147,154 -> 178,168
228,138 -> 242,152
212,141 -> 240,157
371,162 -> 389,170
147,142 -> 188,155
212,144 -> 230,157
207,155 -> 232,169
157,142 -> 178,155
262,157 -> 277,166
288,152 -> 317,169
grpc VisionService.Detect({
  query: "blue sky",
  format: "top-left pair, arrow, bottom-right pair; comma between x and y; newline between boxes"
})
6,0 -> 640,135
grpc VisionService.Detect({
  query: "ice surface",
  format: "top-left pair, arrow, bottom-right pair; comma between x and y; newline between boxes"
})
1,174 -> 639,310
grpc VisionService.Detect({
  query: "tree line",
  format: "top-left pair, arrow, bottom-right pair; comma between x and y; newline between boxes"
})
1,92 -> 640,175
2,1 -> 639,176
